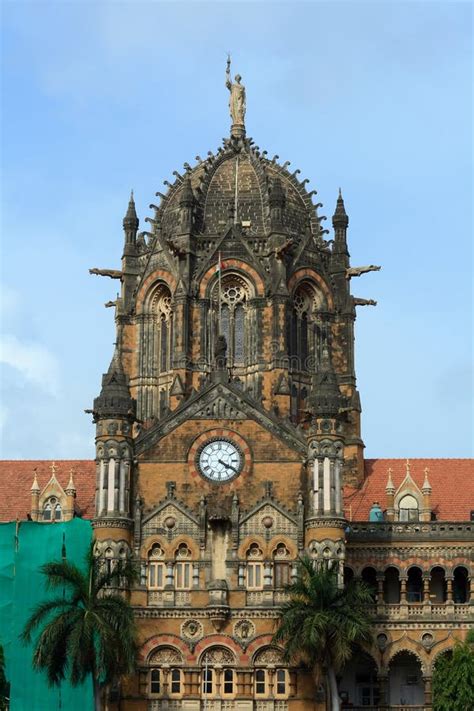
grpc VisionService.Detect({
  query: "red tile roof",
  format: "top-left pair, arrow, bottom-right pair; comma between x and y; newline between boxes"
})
0,460 -> 96,522
344,459 -> 474,522
0,458 -> 472,523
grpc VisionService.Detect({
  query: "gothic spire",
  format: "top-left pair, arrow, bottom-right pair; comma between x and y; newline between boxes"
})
332,188 -> 348,229
123,190 -> 139,230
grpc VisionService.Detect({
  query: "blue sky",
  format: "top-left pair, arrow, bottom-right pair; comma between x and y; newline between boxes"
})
1,0 -> 472,459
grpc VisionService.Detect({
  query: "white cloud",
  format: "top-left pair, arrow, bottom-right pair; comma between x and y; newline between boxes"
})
0,334 -> 60,396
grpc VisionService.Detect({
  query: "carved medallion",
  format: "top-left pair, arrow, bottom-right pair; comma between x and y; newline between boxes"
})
181,619 -> 203,640
234,619 -> 255,641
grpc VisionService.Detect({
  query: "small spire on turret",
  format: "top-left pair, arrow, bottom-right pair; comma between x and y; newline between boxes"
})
66,469 -> 76,495
422,467 -> 432,493
385,467 -> 395,494
332,188 -> 349,229
31,469 -> 40,493
123,190 -> 139,231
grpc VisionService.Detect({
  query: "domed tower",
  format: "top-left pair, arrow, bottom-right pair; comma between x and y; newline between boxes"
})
89,61 -> 380,708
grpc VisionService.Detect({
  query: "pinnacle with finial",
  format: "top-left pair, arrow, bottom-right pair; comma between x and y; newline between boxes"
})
332,187 -> 348,228
66,468 -> 76,494
386,467 -> 395,492
31,468 -> 40,493
123,189 -> 139,229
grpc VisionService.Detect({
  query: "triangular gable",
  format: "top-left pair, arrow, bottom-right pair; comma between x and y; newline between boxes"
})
136,381 -> 306,456
239,501 -> 297,540
142,499 -> 199,539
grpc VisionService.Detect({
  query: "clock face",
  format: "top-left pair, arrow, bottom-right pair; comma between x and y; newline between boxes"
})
197,438 -> 243,482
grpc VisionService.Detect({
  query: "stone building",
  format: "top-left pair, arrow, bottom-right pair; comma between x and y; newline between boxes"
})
1,70 -> 472,711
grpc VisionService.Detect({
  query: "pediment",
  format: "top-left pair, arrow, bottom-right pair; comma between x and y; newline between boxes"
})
240,502 -> 298,539
135,382 -> 306,456
142,501 -> 199,539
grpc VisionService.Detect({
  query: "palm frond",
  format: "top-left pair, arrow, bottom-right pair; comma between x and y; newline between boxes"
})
41,561 -> 88,600
20,598 -> 72,643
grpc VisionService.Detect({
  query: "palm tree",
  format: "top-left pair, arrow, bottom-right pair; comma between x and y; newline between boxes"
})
21,547 -> 137,711
273,555 -> 373,711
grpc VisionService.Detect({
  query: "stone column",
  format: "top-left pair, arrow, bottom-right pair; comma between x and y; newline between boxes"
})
376,573 -> 385,614
423,675 -> 433,710
446,576 -> 453,602
377,672 -> 388,710
400,576 -> 407,603
423,573 -> 431,610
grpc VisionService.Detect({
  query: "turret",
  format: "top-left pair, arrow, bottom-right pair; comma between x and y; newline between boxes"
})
305,344 -> 347,581
64,470 -> 76,520
30,470 -> 40,521
332,188 -> 349,258
92,347 -> 135,522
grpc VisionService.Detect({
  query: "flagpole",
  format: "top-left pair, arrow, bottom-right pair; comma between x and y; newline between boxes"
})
218,251 -> 222,334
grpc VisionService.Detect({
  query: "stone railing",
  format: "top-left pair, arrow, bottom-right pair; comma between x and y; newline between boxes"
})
148,590 -> 191,607
246,590 -> 289,606
366,603 -> 471,620
347,520 -> 473,541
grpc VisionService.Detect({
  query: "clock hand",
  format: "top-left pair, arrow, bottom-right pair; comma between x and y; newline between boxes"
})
218,458 -> 238,473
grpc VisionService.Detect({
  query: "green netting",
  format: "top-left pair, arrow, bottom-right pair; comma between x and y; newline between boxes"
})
0,519 -> 94,711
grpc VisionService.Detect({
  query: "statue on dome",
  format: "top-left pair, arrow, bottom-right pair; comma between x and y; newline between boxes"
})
226,55 -> 246,128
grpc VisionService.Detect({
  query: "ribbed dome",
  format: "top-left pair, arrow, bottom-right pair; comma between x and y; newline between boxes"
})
152,136 -> 322,241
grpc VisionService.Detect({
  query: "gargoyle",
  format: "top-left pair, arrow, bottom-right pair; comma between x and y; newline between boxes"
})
354,298 -> 377,306
346,265 -> 381,280
263,238 -> 294,259
104,301 -> 116,308
89,268 -> 122,280
166,239 -> 187,258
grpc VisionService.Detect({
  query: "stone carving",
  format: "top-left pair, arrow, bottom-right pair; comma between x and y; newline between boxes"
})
202,646 -> 236,665
234,619 -> 255,640
345,265 -> 381,279
226,55 -> 246,127
253,647 -> 283,665
181,619 -> 203,640
149,646 -> 183,665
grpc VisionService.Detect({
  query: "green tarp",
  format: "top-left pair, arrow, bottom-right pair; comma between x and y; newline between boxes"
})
0,519 -> 94,710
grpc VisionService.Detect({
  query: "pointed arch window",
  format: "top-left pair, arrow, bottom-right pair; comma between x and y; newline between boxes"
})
289,282 -> 327,372
210,275 -> 250,367
151,284 -> 173,375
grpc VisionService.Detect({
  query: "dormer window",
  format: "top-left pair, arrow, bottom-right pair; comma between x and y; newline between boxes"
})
398,494 -> 419,521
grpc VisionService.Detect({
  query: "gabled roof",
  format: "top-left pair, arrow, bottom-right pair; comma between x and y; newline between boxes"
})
344,459 -> 474,522
0,460 -> 96,522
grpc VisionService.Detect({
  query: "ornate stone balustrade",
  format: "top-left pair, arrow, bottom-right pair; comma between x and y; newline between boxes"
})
367,602 -> 471,620
347,520 -> 473,541
148,590 -> 191,607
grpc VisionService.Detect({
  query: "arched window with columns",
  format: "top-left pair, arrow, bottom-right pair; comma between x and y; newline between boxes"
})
148,646 -> 183,698
208,273 -> 253,368
200,647 -> 236,698
253,647 -> 290,699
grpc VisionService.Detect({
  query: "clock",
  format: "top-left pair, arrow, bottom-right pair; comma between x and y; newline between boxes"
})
196,438 -> 243,482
